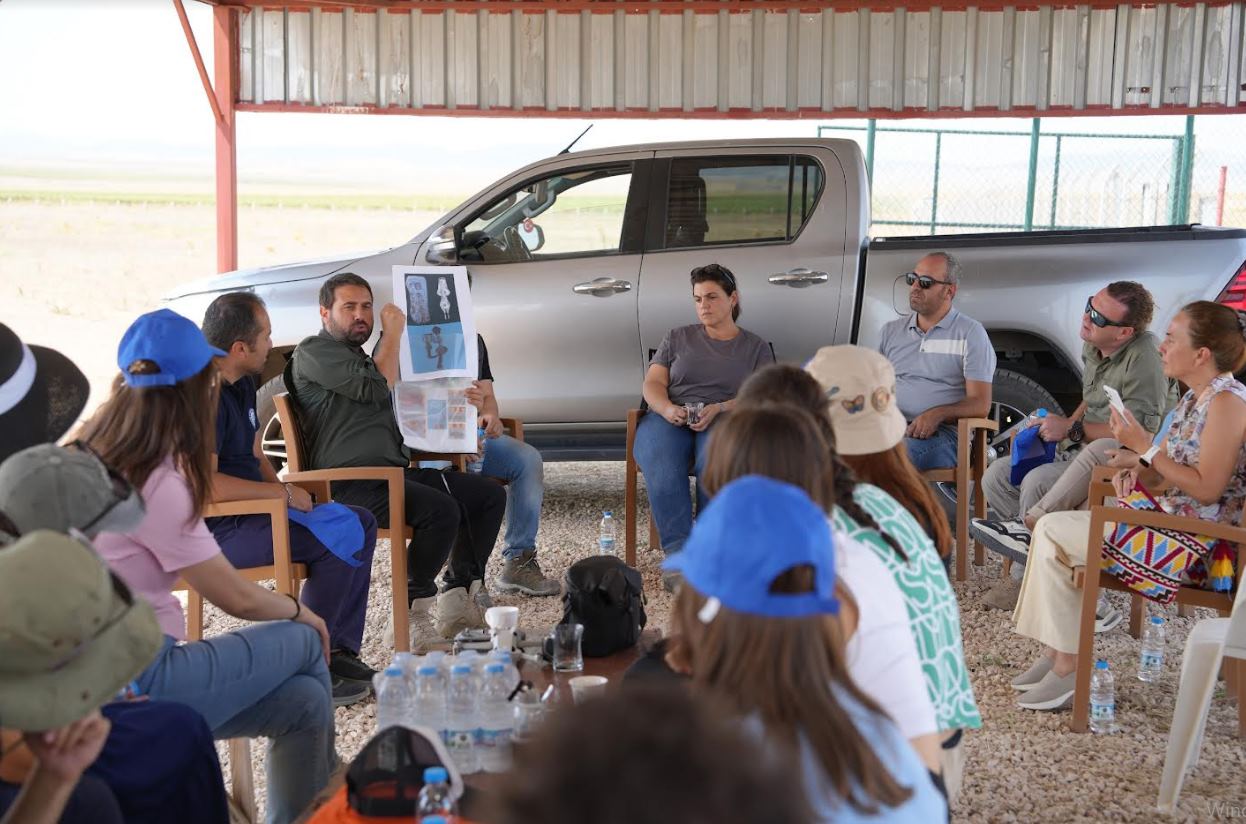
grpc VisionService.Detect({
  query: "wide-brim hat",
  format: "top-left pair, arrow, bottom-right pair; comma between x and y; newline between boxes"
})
0,531 -> 161,730
0,324 -> 89,463
0,444 -> 146,544
804,345 -> 908,457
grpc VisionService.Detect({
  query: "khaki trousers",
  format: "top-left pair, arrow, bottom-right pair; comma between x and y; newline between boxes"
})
1012,510 -> 1110,654
982,437 -> 1118,522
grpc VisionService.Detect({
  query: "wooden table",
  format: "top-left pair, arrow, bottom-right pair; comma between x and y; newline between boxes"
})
297,632 -> 661,822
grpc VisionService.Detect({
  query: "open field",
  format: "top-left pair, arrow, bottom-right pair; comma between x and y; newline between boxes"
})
6,194 -> 1246,822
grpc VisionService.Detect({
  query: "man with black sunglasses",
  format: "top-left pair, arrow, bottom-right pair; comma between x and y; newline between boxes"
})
878,252 -> 996,471
973,281 -> 1177,612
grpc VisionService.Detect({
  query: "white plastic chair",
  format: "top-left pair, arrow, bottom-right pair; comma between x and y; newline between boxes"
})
1157,580 -> 1246,811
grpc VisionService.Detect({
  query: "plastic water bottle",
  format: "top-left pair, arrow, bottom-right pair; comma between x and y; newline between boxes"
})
488,649 -> 521,693
1139,616 -> 1166,683
467,427 -> 487,474
415,766 -> 457,821
413,665 -> 447,739
1090,659 -> 1118,734
477,663 -> 514,773
374,666 -> 414,733
599,511 -> 617,556
445,664 -> 478,773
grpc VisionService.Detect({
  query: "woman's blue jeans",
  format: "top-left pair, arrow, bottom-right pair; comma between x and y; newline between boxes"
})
633,412 -> 713,555
135,623 -> 335,824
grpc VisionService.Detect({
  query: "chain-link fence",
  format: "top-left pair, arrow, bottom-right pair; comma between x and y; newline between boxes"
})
818,114 -> 1244,237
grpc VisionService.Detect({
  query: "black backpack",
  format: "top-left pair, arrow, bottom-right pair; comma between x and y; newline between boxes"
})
559,555 -> 647,657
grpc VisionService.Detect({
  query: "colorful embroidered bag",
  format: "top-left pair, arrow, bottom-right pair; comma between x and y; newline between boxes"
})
1101,482 -> 1227,604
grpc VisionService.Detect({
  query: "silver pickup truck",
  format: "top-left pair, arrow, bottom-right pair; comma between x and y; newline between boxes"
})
164,138 -> 1246,460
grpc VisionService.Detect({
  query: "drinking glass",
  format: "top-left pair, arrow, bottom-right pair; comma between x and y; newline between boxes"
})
551,623 -> 584,672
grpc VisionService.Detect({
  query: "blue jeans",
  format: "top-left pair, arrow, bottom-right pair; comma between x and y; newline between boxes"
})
480,434 -> 544,560
135,624 -> 335,824
905,424 -> 959,471
632,413 -> 713,555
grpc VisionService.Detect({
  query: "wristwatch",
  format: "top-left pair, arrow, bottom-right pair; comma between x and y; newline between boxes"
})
1139,445 -> 1161,468
1067,419 -> 1085,444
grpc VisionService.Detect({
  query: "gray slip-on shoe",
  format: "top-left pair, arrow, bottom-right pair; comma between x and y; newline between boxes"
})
1016,669 -> 1076,711
1011,656 -> 1054,692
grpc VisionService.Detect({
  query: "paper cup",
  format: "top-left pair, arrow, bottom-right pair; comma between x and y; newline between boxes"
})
486,606 -> 520,650
569,675 -> 608,704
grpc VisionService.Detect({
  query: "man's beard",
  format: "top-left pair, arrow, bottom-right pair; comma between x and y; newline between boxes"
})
329,318 -> 372,345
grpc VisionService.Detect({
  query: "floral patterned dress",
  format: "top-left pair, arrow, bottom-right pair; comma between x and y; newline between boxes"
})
1157,372 -> 1246,524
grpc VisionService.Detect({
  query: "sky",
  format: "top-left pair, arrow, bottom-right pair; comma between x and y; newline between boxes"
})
0,0 -> 1237,198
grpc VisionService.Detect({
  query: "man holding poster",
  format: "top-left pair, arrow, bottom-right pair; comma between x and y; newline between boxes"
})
290,273 -> 506,648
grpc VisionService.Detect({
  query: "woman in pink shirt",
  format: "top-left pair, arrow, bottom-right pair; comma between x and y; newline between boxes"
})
86,309 -> 335,824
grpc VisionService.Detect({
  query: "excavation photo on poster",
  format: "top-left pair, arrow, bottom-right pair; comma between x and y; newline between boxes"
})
396,266 -> 476,380
392,265 -> 478,454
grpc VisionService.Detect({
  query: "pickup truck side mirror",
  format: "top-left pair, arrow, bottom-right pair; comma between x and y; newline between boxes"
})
518,221 -> 545,252
425,224 -> 459,264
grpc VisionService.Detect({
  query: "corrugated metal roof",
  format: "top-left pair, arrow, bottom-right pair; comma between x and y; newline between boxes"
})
234,3 -> 1246,118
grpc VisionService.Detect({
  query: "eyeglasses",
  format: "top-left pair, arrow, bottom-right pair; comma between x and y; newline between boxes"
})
67,441 -> 135,534
691,263 -> 737,291
1084,296 -> 1129,329
905,272 -> 954,290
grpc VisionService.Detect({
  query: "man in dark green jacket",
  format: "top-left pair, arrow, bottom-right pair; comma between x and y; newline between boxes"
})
291,273 -> 506,648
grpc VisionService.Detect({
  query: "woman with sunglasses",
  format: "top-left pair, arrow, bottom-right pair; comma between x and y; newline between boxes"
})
1010,301 -> 1246,711
83,310 -> 336,824
633,264 -> 774,585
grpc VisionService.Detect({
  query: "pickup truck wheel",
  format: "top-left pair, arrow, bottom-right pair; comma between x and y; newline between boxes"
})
930,367 -> 1063,514
255,374 -> 288,474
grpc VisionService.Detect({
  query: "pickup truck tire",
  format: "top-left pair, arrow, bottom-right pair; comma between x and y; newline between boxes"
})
256,374 -> 288,473
930,367 -> 1063,517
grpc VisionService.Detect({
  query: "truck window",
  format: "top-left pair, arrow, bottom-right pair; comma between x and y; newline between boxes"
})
662,156 -> 823,250
460,165 -> 633,263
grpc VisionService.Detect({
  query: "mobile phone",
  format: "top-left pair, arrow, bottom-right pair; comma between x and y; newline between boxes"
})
1103,385 -> 1128,417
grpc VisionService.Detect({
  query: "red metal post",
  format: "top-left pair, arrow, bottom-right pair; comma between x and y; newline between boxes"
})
213,5 -> 238,274
1218,165 -> 1228,227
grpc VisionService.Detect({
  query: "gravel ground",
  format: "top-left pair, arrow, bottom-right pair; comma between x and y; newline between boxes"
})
199,462 -> 1246,822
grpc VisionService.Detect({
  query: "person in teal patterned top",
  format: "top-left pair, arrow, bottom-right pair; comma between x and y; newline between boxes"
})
738,356 -> 981,804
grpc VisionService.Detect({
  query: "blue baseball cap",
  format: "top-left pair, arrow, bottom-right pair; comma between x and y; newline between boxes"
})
116,309 -> 225,388
662,475 -> 839,619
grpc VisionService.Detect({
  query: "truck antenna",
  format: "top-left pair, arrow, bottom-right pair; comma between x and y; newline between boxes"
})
558,124 -> 593,155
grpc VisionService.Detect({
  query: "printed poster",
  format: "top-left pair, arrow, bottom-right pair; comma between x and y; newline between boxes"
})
392,265 -> 478,454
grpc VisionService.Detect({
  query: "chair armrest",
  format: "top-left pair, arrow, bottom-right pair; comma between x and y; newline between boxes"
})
500,417 -> 524,442
1089,465 -> 1118,506
957,417 -> 999,437
285,466 -> 407,485
1088,504 -> 1246,546
203,497 -> 286,519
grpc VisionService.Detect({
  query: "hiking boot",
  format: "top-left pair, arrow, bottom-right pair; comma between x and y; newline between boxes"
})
469,578 -> 494,612
331,676 -> 369,707
496,550 -> 560,597
434,587 -> 479,639
1016,669 -> 1075,711
382,595 -> 437,649
982,578 -> 1022,611
1011,656 -> 1054,692
330,649 -> 377,683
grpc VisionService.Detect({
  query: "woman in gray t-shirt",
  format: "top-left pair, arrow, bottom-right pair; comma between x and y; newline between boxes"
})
635,264 -> 775,585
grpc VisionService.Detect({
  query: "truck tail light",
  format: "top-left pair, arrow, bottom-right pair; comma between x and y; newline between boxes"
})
1216,260 -> 1246,311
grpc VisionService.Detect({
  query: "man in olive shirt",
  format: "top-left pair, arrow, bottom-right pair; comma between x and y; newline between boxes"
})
290,273 -> 506,647
973,282 -> 1176,610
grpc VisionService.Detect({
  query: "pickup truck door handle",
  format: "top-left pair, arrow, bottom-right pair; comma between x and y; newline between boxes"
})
768,268 -> 829,287
572,277 -> 633,296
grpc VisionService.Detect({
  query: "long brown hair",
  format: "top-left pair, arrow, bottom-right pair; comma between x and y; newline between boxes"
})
736,365 -> 908,561
667,569 -> 913,814
841,443 -> 953,559
691,403 -> 914,813
1182,300 -> 1246,375
77,364 -> 219,521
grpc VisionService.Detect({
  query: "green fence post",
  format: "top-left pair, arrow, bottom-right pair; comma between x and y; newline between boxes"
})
1177,115 -> 1196,224
1167,137 -> 1182,224
1023,117 -> 1041,231
1049,134 -> 1063,228
930,131 -> 942,234
865,119 -> 877,184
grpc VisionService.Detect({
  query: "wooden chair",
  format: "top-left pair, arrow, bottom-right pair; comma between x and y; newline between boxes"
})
171,495 -> 308,823
624,408 -> 664,567
921,417 -> 999,582
1065,465 -> 1246,733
